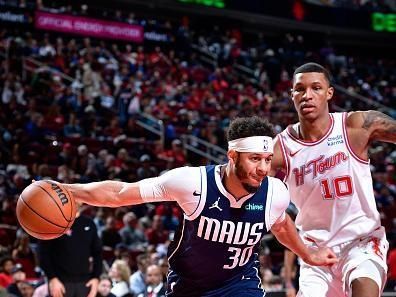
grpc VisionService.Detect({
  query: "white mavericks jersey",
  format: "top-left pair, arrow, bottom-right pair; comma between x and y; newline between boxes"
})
278,112 -> 381,247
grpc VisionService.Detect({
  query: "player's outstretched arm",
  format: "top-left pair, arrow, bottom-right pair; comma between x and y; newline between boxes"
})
62,180 -> 144,207
57,167 -> 199,210
271,215 -> 338,266
349,110 -> 396,144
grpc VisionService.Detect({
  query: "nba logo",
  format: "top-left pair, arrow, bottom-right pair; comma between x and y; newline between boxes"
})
263,139 -> 268,151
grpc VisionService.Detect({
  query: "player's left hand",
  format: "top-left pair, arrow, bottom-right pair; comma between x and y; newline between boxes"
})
86,278 -> 99,297
304,247 -> 338,266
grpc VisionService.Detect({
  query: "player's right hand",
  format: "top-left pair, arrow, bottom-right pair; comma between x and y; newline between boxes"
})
305,246 -> 338,266
286,287 -> 297,297
49,277 -> 66,297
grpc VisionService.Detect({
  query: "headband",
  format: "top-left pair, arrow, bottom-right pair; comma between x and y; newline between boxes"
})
228,136 -> 273,153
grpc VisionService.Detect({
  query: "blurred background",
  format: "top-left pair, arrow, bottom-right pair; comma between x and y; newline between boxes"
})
0,0 -> 395,296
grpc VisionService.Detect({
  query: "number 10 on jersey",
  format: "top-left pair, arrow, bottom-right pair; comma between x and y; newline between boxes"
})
320,175 -> 353,200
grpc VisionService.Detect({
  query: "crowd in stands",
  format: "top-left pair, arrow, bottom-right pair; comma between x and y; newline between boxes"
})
0,2 -> 396,296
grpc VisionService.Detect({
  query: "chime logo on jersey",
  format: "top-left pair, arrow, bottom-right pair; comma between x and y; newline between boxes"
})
245,203 -> 264,211
196,216 -> 264,245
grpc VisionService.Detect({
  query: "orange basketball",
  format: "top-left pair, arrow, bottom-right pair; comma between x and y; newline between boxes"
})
16,180 -> 77,240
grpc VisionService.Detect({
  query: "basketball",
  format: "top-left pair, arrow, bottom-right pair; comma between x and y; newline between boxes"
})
16,180 -> 77,240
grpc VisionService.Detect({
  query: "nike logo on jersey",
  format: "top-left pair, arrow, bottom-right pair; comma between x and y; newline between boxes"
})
242,275 -> 251,280
289,149 -> 302,157
193,190 -> 201,196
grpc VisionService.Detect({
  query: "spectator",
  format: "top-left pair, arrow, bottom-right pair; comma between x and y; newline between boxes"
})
137,264 -> 166,297
136,155 -> 157,179
39,208 -> 102,297
63,113 -> 84,138
17,281 -> 34,297
11,232 -> 37,279
118,212 -> 147,251
157,259 -> 168,283
7,264 -> 26,297
0,257 -> 15,288
145,215 -> 169,246
101,216 -> 122,250
129,254 -> 148,296
157,139 -> 186,169
96,274 -> 116,297
108,260 -> 131,297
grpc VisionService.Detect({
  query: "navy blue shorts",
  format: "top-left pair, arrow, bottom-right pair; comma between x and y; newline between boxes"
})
166,268 -> 265,297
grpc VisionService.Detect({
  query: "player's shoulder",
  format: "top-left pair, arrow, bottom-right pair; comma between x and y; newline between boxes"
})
267,177 -> 290,207
163,165 -> 202,176
267,176 -> 288,191
345,110 -> 371,128
158,166 -> 205,188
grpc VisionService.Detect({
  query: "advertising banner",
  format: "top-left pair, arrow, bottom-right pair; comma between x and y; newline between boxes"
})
0,7 -> 31,24
35,11 -> 144,43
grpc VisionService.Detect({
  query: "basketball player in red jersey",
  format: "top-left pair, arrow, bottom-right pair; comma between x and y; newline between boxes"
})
271,62 -> 396,297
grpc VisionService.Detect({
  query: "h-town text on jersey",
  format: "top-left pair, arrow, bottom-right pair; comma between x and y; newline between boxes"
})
292,151 -> 349,186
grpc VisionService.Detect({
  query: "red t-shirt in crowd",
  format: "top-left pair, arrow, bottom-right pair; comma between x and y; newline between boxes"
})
0,272 -> 13,288
388,248 -> 396,280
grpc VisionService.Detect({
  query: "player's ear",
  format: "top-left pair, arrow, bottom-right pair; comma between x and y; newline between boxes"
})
326,86 -> 334,101
227,150 -> 237,164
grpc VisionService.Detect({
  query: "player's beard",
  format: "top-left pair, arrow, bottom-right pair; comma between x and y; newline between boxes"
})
235,155 -> 259,194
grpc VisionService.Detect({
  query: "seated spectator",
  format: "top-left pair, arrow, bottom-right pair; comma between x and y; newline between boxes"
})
137,264 -> 166,297
129,254 -> 148,296
63,113 -> 84,138
108,260 -> 132,297
157,139 -> 186,169
7,264 -> 26,297
17,281 -> 34,297
75,144 -> 97,182
11,232 -> 37,279
58,142 -> 76,167
136,155 -> 157,179
119,212 -> 147,251
0,257 -> 15,288
145,215 -> 169,246
158,259 -> 168,283
101,216 -> 122,250
155,203 -> 180,232
97,274 -> 116,297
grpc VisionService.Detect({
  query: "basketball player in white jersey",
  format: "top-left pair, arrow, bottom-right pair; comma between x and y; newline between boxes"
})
48,116 -> 337,297
271,62 -> 395,297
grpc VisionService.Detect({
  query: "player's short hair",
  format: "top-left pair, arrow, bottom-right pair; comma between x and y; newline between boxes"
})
227,116 -> 274,141
293,62 -> 332,85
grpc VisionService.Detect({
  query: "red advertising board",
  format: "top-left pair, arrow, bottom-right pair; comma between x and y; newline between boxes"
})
35,11 -> 144,42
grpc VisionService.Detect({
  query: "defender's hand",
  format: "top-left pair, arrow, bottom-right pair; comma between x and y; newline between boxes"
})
304,247 -> 338,266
